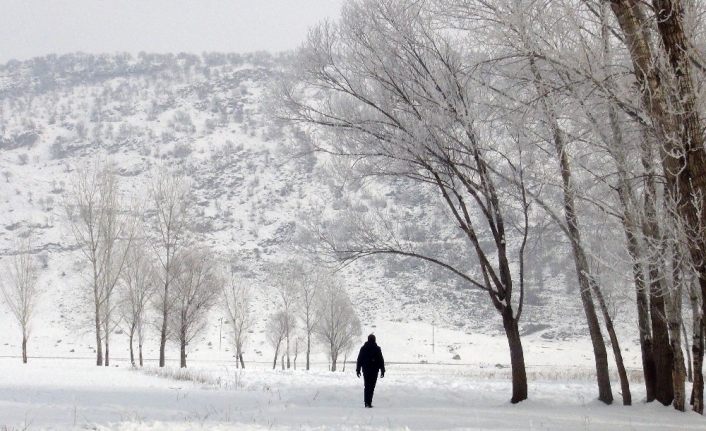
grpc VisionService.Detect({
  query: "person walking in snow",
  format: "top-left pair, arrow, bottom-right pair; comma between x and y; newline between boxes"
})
356,333 -> 385,408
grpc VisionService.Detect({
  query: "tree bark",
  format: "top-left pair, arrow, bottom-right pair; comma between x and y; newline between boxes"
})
104,334 -> 110,367
180,338 -> 187,368
239,353 -> 245,369
690,282 -> 704,412
272,343 -> 280,370
683,321 -> 692,382
159,306 -> 168,368
129,326 -> 135,367
22,334 -> 27,364
94,303 -> 103,366
331,351 -> 337,372
139,343 -> 144,367
641,135 -> 674,405
669,250 -> 687,411
502,308 -> 528,404
306,335 -> 311,371
591,278 -> 631,405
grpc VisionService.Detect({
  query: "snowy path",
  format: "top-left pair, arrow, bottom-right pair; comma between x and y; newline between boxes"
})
0,358 -> 704,430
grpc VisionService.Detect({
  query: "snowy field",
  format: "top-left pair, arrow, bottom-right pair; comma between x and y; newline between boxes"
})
1,358 -> 704,430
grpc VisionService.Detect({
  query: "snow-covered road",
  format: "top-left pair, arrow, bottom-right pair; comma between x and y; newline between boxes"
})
0,358 -> 704,430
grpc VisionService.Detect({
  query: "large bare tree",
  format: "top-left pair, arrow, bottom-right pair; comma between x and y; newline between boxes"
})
1,236 -> 40,364
168,247 -> 221,368
222,275 -> 254,368
65,162 -> 135,366
149,168 -> 192,368
119,243 -> 156,367
314,281 -> 361,372
280,0 -> 532,402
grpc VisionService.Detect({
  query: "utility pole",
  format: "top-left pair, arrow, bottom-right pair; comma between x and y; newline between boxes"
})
218,317 -> 223,351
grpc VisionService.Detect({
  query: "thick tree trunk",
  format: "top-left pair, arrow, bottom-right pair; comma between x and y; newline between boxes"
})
306,335 -> 311,371
286,332 -> 291,369
129,327 -> 135,367
272,343 -> 280,370
683,321 -> 693,382
622,213 -> 656,400
159,307 -> 168,368
669,252 -> 686,411
95,305 -> 103,366
104,335 -> 110,367
502,308 -> 528,404
22,334 -> 27,364
331,351 -> 337,372
180,338 -> 187,368
139,343 -> 144,367
642,177 -> 674,405
239,353 -> 245,369
690,283 -> 704,413
591,278 -> 631,405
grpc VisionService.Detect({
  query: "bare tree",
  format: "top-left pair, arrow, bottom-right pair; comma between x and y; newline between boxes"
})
280,0 -> 532,401
168,248 -> 221,368
272,263 -> 300,369
149,168 -> 192,368
65,162 -> 134,366
0,236 -> 40,363
266,310 -> 291,370
119,243 -> 156,367
315,281 -> 361,372
298,264 -> 323,371
222,276 -> 254,369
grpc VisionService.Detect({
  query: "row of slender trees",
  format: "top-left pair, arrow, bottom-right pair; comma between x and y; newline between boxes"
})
278,0 -> 706,413
1,162 -> 361,371
266,263 -> 361,372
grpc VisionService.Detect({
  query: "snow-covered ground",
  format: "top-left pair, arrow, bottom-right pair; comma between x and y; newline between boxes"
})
1,357 -> 704,430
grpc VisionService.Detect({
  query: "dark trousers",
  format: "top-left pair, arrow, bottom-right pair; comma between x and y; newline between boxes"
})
363,369 -> 378,406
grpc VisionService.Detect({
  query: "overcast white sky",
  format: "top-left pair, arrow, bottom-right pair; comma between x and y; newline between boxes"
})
0,0 -> 344,63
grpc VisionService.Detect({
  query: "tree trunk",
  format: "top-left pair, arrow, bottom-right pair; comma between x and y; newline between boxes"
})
272,343 -> 280,370
529,55 -> 613,404
668,250 -> 686,411
139,343 -> 144,367
690,282 -> 704,413
281,353 -> 285,370
159,308 -> 168,368
22,334 -> 27,364
180,338 -> 187,368
331,351 -> 337,372
642,150 -> 674,405
286,333 -> 291,369
239,353 -> 245,369
591,278 -> 631,405
502,308 -> 528,404
622,211 -> 656,400
129,326 -> 135,367
683,321 -> 693,382
95,305 -> 103,366
306,335 -> 311,371
104,334 -> 110,367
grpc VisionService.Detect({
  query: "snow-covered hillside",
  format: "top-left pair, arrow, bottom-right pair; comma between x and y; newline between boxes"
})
0,52 -> 634,366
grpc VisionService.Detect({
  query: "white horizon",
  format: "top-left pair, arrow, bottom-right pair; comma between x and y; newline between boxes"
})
0,0 -> 344,63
